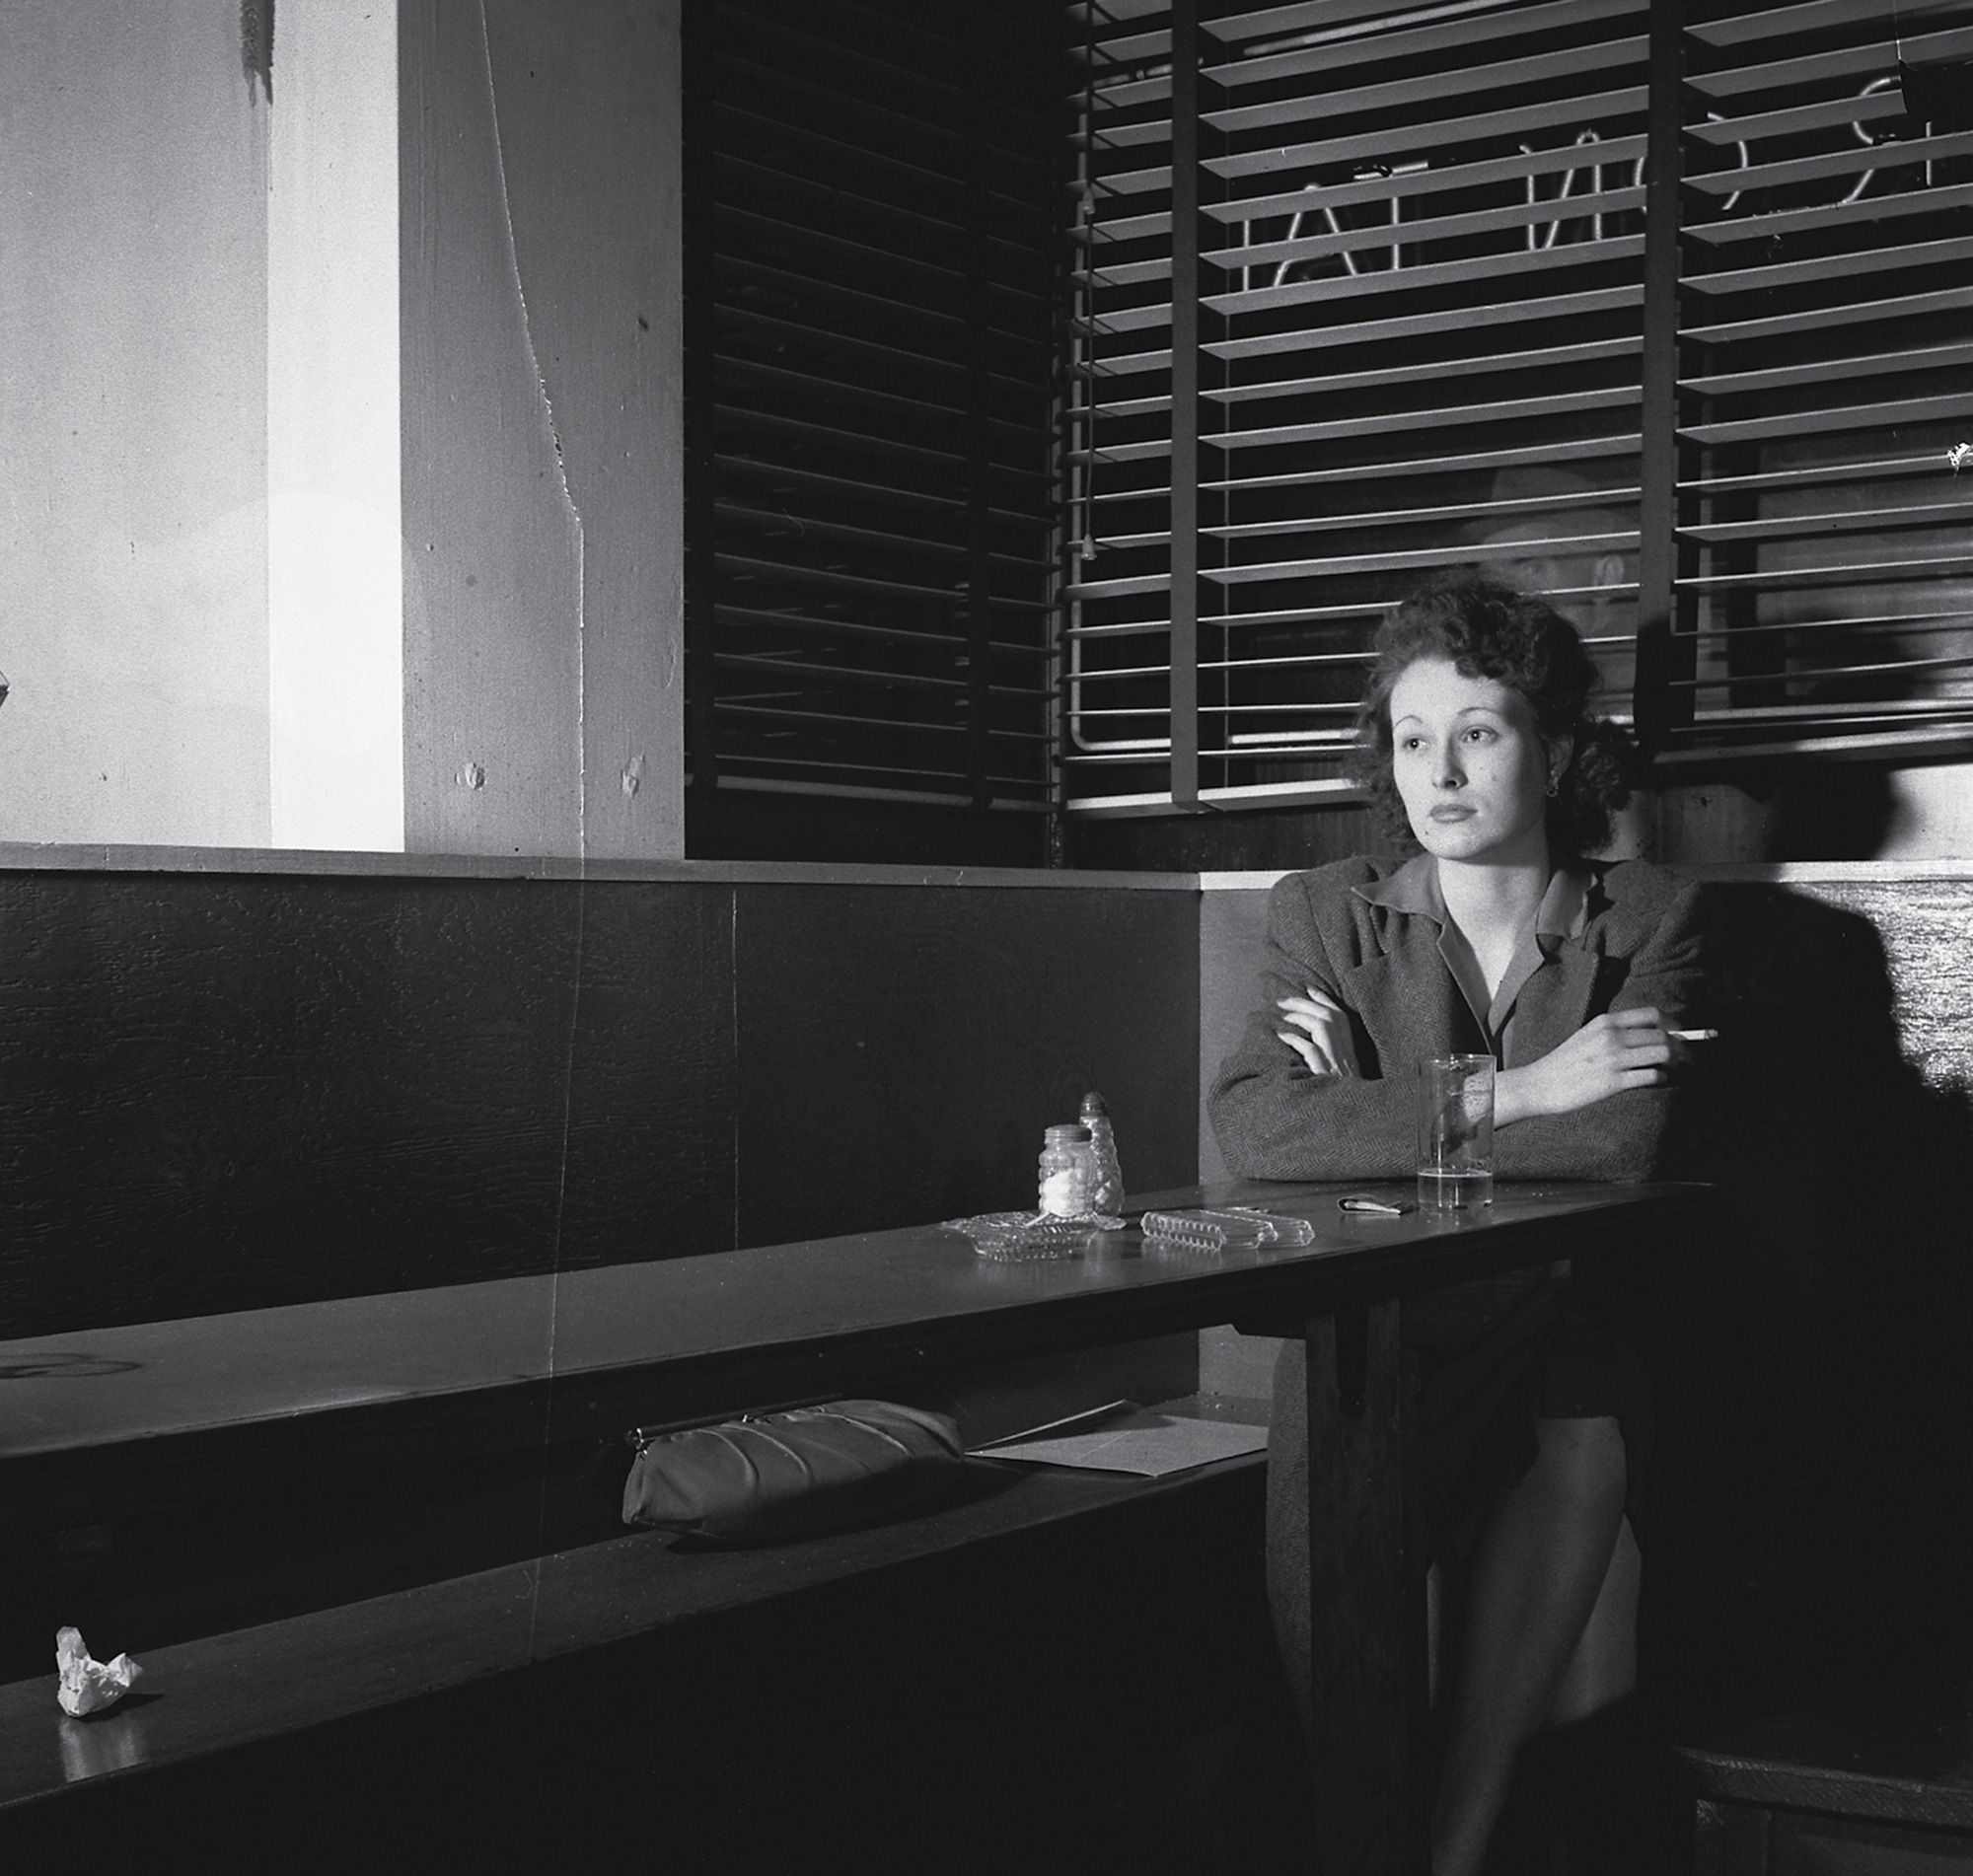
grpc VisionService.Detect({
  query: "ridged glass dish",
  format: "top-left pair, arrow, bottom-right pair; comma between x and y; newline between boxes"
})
1137,1207 -> 1317,1254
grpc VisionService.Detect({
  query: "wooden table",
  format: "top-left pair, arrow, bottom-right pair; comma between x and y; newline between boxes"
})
1162,1178 -> 1712,1873
0,1176 -> 1708,1865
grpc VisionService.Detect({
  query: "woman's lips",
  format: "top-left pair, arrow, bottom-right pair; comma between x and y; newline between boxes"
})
1429,804 -> 1475,822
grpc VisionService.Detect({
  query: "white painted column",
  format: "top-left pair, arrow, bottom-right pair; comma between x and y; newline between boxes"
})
267,0 -> 403,850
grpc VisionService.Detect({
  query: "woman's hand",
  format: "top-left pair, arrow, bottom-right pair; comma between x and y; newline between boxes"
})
1498,1007 -> 1672,1123
1276,985 -> 1361,1080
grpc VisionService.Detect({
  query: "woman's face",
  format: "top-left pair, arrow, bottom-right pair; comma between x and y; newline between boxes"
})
1387,656 -> 1556,868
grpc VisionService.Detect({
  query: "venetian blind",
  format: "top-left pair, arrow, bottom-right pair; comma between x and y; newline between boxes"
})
1064,0 -> 1973,817
1661,0 -> 1973,765
683,0 -> 1060,833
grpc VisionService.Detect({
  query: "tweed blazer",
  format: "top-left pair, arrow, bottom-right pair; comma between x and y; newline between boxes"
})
1207,854 -> 1703,1185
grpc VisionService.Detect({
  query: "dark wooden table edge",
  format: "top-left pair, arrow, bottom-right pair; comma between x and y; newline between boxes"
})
0,1183 -> 1717,1537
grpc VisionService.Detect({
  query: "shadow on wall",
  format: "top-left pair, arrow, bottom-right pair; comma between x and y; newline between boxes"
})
1629,882 -> 1973,1709
1762,765 -> 1904,859
1653,763 -> 1911,863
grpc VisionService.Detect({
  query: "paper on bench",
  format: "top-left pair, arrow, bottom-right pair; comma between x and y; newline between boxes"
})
55,1626 -> 142,1717
970,1404 -> 1268,1478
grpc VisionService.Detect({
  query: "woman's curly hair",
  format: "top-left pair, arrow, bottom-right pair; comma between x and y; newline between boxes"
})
1351,570 -> 1636,855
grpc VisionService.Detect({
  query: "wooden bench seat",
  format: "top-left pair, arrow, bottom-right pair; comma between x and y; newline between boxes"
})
0,1214 -> 1307,1860
0,1415 -> 1275,1865
1679,1664 -> 1973,1872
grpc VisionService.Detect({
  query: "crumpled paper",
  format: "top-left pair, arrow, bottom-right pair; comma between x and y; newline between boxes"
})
56,1626 -> 143,1717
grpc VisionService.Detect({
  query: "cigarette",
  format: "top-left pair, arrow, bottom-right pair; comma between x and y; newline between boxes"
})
1667,1028 -> 1717,1043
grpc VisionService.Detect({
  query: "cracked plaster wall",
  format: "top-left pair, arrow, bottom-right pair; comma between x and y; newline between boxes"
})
0,0 -> 274,845
0,0 -> 682,858
402,0 -> 683,860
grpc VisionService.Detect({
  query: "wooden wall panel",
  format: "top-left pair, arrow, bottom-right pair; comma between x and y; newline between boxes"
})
0,873 -> 736,1336
732,883 -> 1201,1247
1198,886 -> 1274,1189
555,880 -> 734,1265
0,875 -> 563,1333
0,871 -> 1198,1339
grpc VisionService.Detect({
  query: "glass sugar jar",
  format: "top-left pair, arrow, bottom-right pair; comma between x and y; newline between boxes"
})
1078,1091 -> 1123,1215
1037,1123 -> 1097,1218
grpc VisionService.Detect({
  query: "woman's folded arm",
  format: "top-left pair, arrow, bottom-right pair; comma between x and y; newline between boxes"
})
1207,874 -> 1414,1181
1208,1011 -> 1417,1181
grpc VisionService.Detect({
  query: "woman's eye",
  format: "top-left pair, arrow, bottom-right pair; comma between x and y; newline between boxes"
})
1462,726 -> 1495,744
1400,736 -> 1425,753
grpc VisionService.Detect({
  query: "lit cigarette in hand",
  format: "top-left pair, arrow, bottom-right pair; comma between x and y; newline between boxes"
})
1667,1028 -> 1717,1043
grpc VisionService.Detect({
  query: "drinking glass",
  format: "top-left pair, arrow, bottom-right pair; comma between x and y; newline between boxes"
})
1417,1054 -> 1496,1210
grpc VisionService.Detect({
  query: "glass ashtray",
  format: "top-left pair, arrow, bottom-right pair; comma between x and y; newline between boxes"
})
944,1210 -> 1112,1261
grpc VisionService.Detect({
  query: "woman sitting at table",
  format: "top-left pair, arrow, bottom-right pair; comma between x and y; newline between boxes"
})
1208,570 -> 1703,1874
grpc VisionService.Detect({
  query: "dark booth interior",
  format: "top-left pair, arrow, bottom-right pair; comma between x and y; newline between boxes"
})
5,2 -> 1973,1871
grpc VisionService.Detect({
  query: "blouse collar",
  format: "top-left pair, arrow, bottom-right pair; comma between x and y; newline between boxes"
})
1352,851 -> 1592,947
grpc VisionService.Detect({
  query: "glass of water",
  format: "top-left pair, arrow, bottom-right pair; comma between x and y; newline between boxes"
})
1418,1054 -> 1496,1210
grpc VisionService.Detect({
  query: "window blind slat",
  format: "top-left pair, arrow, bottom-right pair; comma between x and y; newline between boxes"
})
1686,0 -> 1939,50
1681,609 -> 1973,642
1680,182 -> 1973,249
1207,486 -> 1644,540
1100,82 -> 1656,192
1211,140 -> 1650,230
1205,186 -> 1646,271
1076,432 -> 1644,503
1209,533 -> 1638,584
1684,342 -> 1973,397
1683,501 -> 1973,542
1684,89 -> 1906,146
1215,337 -> 1643,403
1681,452 -> 1969,496
1207,287 -> 1644,362
1678,550 -> 1973,588
1208,37 -> 1649,137
1210,235 -> 1647,317
1211,388 -> 1643,451
1210,0 -> 1643,86
1685,36 -> 1898,99
714,554 -> 972,607
715,605 -> 1045,660
1681,286 -> 1973,346
1681,391 -> 1973,448
1209,86 -> 1648,181
1681,127 -> 1973,197
1688,22 -> 1973,98
1683,235 -> 1973,298
716,356 -> 971,426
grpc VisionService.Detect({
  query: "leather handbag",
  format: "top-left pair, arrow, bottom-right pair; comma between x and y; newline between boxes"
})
622,1399 -> 966,1543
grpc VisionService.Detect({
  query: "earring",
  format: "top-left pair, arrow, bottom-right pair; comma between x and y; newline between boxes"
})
1545,772 -> 1561,798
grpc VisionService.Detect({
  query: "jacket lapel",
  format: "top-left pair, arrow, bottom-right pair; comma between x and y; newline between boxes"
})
1509,944 -> 1605,1066
1344,913 -> 1470,1074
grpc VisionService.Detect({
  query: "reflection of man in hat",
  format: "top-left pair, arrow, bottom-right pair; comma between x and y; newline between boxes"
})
1477,466 -> 1635,630
1475,466 -> 1645,855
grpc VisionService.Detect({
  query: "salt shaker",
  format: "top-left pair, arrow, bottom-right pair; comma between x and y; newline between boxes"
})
1037,1123 -> 1097,1217
1078,1091 -> 1124,1215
